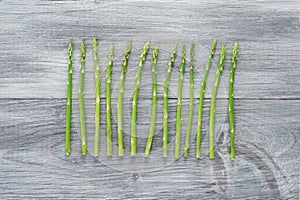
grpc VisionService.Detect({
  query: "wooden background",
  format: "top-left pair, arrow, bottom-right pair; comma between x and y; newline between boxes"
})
0,0 -> 299,199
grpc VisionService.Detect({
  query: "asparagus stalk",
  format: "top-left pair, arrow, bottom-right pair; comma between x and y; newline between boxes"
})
144,45 -> 159,156
106,44 -> 114,156
65,41 -> 72,156
79,41 -> 87,155
117,42 -> 132,156
209,44 -> 226,159
229,42 -> 238,160
163,42 -> 178,157
175,44 -> 186,159
196,39 -> 217,158
92,38 -> 100,157
130,41 -> 151,156
183,43 -> 194,157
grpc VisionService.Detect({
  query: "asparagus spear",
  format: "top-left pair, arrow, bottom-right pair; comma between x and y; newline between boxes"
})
130,41 -> 151,156
145,45 -> 159,156
163,42 -> 178,157
229,42 -> 238,160
92,38 -> 100,157
183,43 -> 194,157
117,42 -> 132,156
79,41 -> 87,155
209,44 -> 226,159
65,41 -> 72,156
196,39 -> 217,158
106,44 -> 114,156
175,44 -> 186,159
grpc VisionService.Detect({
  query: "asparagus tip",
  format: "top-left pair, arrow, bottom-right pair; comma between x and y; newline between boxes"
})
182,44 -> 186,54
233,42 -> 238,60
126,41 -> 132,53
154,45 -> 159,53
152,45 -> 159,63
128,41 -> 132,46
92,37 -> 97,48
171,41 -> 178,58
80,41 -> 86,57
220,44 -> 226,60
211,39 -> 217,55
68,41 -> 72,56
109,44 -> 114,56
110,43 -> 114,49
174,41 -> 178,48
190,43 -> 194,57
213,39 -> 217,45
144,41 -> 151,52
123,42 -> 132,61
68,40 -> 72,48
221,44 -> 226,51
234,42 -> 238,48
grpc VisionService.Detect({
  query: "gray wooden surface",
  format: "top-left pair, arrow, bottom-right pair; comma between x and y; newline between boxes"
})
0,0 -> 299,199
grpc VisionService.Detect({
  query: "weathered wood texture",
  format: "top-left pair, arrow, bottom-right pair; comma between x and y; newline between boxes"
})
0,0 -> 299,199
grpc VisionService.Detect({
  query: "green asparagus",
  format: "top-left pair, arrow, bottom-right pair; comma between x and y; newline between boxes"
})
117,42 -> 132,156
130,41 -> 151,156
145,45 -> 159,156
79,41 -> 87,155
106,44 -> 114,156
196,39 -> 217,158
92,38 -> 100,156
163,42 -> 178,157
209,44 -> 226,159
175,44 -> 186,159
229,42 -> 238,160
183,43 -> 194,157
65,41 -> 72,156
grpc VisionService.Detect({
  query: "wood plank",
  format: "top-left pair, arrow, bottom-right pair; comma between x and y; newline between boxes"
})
0,0 -> 300,98
0,0 -> 299,199
0,99 -> 298,199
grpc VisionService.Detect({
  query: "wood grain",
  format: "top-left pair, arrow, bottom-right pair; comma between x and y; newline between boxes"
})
0,99 -> 299,199
0,0 -> 299,199
0,0 -> 300,99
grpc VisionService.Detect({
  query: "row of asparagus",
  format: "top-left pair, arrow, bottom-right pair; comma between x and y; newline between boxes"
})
65,39 -> 238,159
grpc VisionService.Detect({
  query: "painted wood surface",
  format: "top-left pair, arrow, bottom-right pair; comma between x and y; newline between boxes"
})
0,0 -> 299,199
